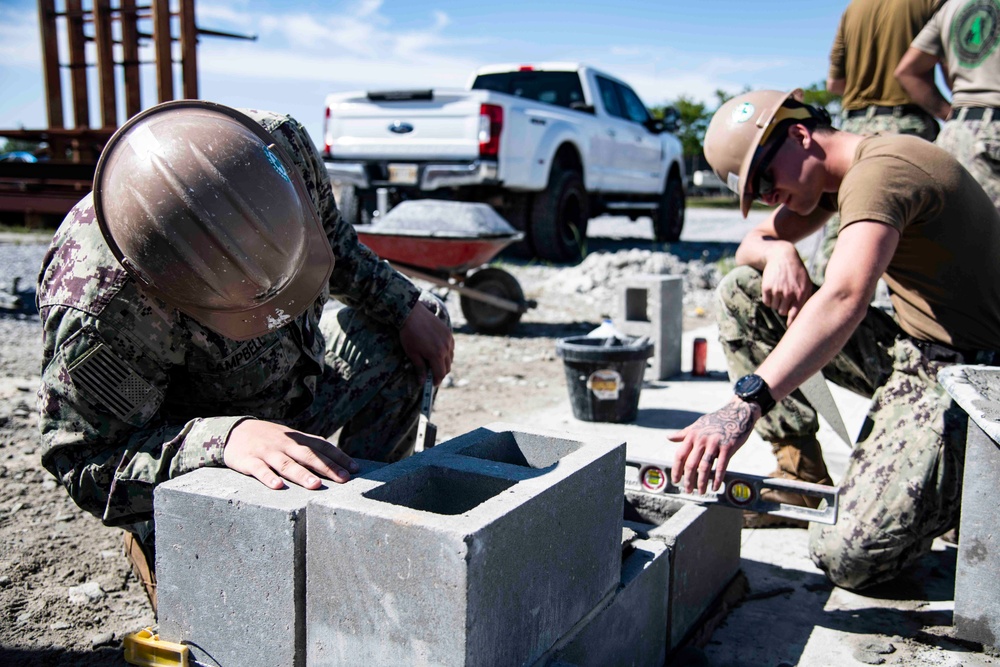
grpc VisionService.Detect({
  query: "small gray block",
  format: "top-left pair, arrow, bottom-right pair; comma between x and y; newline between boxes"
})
547,537 -> 670,667
624,493 -> 741,651
307,423 -> 625,666
616,275 -> 683,380
155,460 -> 386,667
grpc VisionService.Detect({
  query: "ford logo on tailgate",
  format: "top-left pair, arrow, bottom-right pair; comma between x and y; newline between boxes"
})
388,121 -> 414,134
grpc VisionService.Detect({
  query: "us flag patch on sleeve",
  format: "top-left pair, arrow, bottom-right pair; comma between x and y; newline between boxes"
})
68,343 -> 155,422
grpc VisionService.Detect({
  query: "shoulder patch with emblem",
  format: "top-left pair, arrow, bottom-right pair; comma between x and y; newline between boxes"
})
68,343 -> 155,422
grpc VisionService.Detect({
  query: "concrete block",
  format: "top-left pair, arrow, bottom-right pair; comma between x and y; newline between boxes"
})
306,423 -> 625,667
616,275 -> 683,380
155,460 -> 386,667
544,536 -> 669,667
955,422 -> 1000,648
939,365 -> 1000,649
623,492 -> 742,651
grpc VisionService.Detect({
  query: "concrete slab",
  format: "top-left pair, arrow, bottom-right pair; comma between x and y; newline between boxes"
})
306,423 -> 626,667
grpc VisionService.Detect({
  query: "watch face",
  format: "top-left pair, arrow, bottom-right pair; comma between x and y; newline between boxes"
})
735,374 -> 764,397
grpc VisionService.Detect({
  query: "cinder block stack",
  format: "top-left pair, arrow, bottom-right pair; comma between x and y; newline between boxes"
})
154,423 -> 742,666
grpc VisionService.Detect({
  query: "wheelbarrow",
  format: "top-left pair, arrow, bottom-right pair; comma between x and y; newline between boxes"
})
356,227 -> 536,334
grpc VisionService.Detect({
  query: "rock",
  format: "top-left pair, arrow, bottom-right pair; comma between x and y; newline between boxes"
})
50,621 -> 72,630
853,640 -> 896,665
68,581 -> 105,605
41,479 -> 57,491
90,632 -> 115,649
16,610 -> 32,624
0,574 -> 11,587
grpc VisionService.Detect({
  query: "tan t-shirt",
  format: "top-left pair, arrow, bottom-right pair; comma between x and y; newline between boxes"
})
838,135 -> 1000,349
911,0 -> 1000,108
830,0 -> 942,110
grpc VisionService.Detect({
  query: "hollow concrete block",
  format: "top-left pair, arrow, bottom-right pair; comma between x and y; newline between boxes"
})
616,275 -> 683,380
544,536 -> 670,667
624,492 -> 742,652
306,423 -> 626,667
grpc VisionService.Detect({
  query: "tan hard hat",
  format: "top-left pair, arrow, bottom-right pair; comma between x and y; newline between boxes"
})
704,89 -> 816,218
94,100 -> 334,341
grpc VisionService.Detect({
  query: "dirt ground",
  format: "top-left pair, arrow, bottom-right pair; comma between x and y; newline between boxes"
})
0,238 -> 719,666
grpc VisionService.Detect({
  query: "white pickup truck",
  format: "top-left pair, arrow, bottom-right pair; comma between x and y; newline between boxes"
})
322,63 -> 686,263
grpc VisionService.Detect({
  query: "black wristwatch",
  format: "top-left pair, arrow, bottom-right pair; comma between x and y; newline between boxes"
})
734,374 -> 776,416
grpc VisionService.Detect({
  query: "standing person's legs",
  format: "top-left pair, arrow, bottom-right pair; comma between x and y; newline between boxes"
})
936,115 -> 1000,213
300,291 -> 450,463
809,339 -> 967,590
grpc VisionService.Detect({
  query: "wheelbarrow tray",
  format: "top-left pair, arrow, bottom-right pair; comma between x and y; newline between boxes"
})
356,228 -> 522,274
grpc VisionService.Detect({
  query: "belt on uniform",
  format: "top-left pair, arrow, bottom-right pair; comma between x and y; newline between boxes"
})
844,104 -> 927,119
911,338 -> 1000,365
950,106 -> 1000,121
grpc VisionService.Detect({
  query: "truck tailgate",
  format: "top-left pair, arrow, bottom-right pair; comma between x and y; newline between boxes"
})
326,90 -> 487,161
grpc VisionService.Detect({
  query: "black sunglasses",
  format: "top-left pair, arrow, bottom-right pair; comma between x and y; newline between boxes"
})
750,131 -> 789,201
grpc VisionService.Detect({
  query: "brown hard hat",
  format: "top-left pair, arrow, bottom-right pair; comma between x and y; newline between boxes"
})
704,89 -> 817,218
94,100 -> 334,341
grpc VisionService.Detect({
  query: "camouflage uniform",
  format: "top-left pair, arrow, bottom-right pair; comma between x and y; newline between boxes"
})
36,109 -> 448,536
717,266 -> 992,589
936,110 -> 1000,211
810,112 -> 939,284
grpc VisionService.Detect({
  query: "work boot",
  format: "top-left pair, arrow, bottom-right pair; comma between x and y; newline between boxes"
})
123,531 -> 157,615
743,437 -> 833,529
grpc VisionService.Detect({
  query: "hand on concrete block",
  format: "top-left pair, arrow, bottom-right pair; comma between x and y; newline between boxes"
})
223,419 -> 360,490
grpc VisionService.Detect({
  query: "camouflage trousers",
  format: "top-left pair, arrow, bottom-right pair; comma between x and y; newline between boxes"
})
809,110 -> 940,284
294,290 -> 450,463
717,267 -> 968,589
936,114 -> 1000,213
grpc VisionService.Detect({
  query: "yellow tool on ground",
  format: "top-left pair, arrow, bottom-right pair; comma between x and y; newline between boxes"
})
123,627 -> 188,667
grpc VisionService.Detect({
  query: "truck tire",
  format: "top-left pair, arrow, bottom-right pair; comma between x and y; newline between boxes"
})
336,185 -> 360,226
499,193 -> 534,259
653,175 -> 685,243
530,168 -> 589,264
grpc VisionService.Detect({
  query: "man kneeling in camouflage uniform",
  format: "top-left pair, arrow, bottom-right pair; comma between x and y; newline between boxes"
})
36,102 -> 454,611
669,90 -> 1000,590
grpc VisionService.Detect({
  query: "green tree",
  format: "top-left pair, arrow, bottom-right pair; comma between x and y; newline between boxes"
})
800,80 -> 841,115
652,95 -> 709,159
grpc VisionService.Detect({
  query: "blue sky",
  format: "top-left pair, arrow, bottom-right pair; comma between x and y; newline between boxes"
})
0,0 -> 848,144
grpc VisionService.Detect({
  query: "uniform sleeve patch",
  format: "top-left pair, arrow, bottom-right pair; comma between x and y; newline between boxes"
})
67,343 -> 155,423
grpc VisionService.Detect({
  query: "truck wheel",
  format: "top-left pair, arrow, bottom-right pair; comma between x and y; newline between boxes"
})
531,168 -> 589,264
337,185 -> 360,225
499,193 -> 535,259
460,268 -> 525,335
653,176 -> 685,243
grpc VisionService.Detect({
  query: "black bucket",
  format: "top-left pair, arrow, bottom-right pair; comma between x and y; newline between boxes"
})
555,335 -> 654,423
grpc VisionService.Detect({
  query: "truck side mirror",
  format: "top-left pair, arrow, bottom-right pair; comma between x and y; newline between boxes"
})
644,118 -> 666,134
660,106 -> 680,133
570,101 -> 596,114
